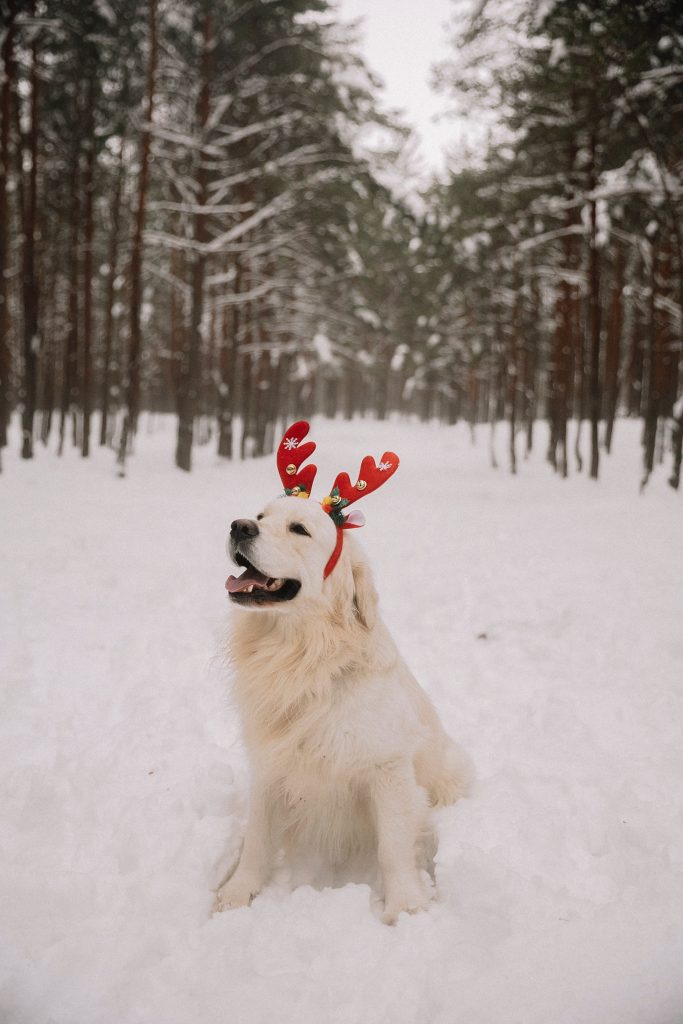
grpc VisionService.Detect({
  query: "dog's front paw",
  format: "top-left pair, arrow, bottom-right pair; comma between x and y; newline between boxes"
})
382,881 -> 431,925
213,875 -> 260,913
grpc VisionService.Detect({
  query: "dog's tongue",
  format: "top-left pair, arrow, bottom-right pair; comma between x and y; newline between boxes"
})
225,565 -> 270,594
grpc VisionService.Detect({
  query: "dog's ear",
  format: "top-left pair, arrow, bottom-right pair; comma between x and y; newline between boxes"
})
351,554 -> 378,630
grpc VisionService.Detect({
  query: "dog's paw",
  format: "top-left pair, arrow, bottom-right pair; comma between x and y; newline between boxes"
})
213,876 -> 259,913
428,742 -> 474,807
382,881 -> 432,925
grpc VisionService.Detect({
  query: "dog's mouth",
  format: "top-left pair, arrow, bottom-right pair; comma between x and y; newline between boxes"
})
226,552 -> 301,605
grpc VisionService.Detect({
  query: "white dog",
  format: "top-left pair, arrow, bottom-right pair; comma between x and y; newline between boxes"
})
215,424 -> 471,923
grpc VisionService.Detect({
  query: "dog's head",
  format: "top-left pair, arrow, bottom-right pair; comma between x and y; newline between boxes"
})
225,421 -> 397,628
225,496 -> 378,628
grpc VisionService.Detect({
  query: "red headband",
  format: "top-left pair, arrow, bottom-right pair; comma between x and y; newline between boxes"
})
276,420 -> 399,578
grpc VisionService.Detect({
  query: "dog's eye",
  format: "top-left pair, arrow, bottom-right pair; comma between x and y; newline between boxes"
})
289,523 -> 310,537
256,514 -> 264,521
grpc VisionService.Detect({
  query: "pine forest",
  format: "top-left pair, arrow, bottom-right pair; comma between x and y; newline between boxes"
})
0,0 -> 682,488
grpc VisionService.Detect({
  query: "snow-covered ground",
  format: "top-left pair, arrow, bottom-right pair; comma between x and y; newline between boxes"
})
1,415 -> 682,1024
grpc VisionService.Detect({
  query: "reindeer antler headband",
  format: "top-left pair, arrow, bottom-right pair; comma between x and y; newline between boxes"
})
276,420 -> 399,578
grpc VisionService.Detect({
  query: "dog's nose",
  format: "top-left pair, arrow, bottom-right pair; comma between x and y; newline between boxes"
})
230,518 -> 259,541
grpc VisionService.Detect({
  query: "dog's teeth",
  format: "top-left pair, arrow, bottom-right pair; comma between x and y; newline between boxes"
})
268,578 -> 284,591
245,585 -> 254,593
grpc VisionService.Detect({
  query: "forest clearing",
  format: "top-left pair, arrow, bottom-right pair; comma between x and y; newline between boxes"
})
1,414 -> 682,1024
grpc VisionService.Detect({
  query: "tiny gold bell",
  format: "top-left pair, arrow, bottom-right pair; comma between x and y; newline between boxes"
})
286,463 -> 297,475
291,486 -> 301,496
331,494 -> 341,506
355,479 -> 367,491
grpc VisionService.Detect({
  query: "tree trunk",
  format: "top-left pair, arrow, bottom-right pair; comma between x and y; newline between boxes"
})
523,271 -> 539,457
0,1 -> 18,455
658,236 -> 678,420
20,27 -> 40,460
39,327 -> 55,445
217,262 -> 239,458
573,291 -> 585,473
252,347 -> 271,457
670,403 -> 683,490
588,131 -> 602,480
641,239 -> 661,490
375,336 -> 391,421
99,141 -> 124,445
58,125 -> 81,456
118,0 -> 157,472
81,78 -> 96,458
626,279 -> 646,418
642,233 -> 676,490
167,216 -> 185,413
603,243 -> 624,454
508,306 -> 518,475
551,283 -> 569,477
175,6 -> 212,472
240,350 -> 253,459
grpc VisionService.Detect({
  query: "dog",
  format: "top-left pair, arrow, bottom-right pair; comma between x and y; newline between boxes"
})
214,423 -> 471,923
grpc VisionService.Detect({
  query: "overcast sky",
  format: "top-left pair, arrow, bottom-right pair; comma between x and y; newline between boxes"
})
335,0 -> 457,176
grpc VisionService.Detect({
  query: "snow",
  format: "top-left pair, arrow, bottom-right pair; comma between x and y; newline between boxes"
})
312,331 -> 336,365
1,415 -> 682,1024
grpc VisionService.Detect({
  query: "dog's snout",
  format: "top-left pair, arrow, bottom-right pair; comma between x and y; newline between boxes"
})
230,518 -> 259,542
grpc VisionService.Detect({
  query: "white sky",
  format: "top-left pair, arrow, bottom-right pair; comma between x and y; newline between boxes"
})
335,0 -> 458,177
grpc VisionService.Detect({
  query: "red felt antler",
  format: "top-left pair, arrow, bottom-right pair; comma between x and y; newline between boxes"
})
320,450 -> 399,578
276,420 -> 317,497
329,452 -> 400,509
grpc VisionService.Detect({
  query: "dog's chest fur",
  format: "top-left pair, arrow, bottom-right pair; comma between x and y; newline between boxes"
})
240,666 -> 412,860
231,610 -> 416,785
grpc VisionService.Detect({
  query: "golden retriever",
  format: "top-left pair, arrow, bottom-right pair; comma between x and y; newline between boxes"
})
215,447 -> 471,923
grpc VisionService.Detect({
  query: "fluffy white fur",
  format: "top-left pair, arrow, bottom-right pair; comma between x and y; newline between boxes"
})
215,496 -> 471,923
